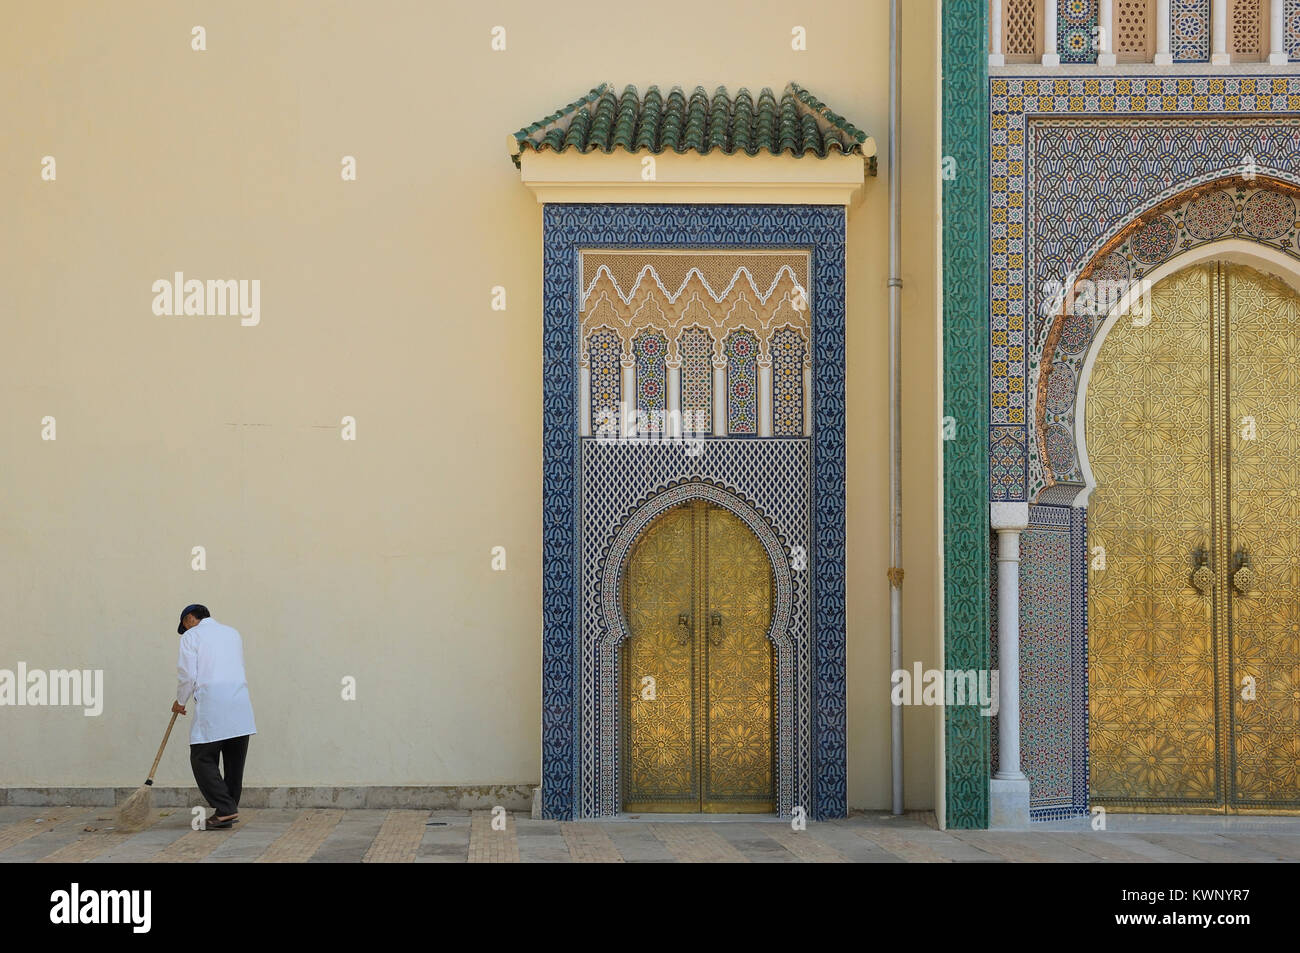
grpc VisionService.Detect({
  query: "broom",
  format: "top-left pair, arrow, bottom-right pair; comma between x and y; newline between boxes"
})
116,709 -> 179,832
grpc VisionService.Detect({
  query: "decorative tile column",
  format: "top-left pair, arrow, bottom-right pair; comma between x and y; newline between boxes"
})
666,361 -> 682,436
943,0 -> 992,830
990,501 -> 1030,829
758,359 -> 774,437
803,365 -> 813,436
620,361 -> 636,437
712,361 -> 727,436
580,366 -> 591,436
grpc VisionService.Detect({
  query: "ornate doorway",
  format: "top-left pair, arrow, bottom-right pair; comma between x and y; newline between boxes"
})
1087,261 -> 1300,812
621,499 -> 775,813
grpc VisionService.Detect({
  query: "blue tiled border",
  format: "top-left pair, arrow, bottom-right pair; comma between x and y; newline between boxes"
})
540,204 -> 847,820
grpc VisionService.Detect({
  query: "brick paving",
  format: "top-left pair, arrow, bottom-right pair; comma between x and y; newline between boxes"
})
256,809 -> 343,863
415,812 -> 470,863
362,810 -> 428,863
0,809 -> 106,861
149,827 -> 236,863
1048,832 -> 1158,863
0,810 -> 87,854
468,808 -> 519,863
650,823 -> 750,862
1,807 -> 1298,862
37,811 -> 162,864
560,821 -> 624,862
857,825 -> 953,863
205,810 -> 292,863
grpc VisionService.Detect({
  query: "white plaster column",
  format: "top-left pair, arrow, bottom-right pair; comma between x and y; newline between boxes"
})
803,365 -> 813,437
713,362 -> 727,437
758,360 -> 773,437
666,362 -> 682,438
1212,0 -> 1230,64
1098,0 -> 1117,65
1043,0 -> 1061,66
580,366 -> 591,436
989,501 -> 1031,829
1270,0 -> 1288,64
990,0 -> 1006,66
621,362 -> 636,438
1154,0 -> 1174,64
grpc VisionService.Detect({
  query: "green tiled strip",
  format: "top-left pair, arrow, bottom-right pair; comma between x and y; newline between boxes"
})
942,0 -> 991,828
511,82 -> 870,167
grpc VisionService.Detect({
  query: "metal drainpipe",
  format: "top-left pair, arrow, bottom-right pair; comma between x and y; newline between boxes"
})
887,0 -> 905,817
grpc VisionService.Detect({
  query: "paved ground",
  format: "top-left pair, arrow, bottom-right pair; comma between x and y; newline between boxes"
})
2,806 -> 1299,862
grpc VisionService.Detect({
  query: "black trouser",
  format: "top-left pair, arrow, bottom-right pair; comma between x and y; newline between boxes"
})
189,735 -> 249,818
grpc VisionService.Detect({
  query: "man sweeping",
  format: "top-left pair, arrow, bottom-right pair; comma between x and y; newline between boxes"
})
173,604 -> 257,829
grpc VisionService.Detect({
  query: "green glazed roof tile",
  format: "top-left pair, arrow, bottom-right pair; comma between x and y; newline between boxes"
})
510,81 -> 872,169
685,86 -> 709,154
612,86 -> 640,152
588,90 -> 616,152
634,86 -> 662,152
731,88 -> 755,154
660,86 -> 686,153
562,108 -> 590,151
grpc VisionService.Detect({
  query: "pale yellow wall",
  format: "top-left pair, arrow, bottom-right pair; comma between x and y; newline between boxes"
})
841,0 -> 943,811
1,0 -> 941,808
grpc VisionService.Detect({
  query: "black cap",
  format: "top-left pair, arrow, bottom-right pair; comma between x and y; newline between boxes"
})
178,604 -> 209,635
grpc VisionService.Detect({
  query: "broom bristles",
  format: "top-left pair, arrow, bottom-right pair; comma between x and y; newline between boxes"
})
116,784 -> 152,832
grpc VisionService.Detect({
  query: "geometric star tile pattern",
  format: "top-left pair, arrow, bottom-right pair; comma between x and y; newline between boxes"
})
1058,1 -> 1100,64
1172,0 -> 1211,62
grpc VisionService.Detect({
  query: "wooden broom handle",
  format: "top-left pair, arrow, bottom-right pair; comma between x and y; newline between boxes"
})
147,711 -> 180,783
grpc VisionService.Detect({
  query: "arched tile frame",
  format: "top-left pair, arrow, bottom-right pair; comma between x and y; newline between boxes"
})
1035,176 -> 1300,496
596,480 -> 798,817
540,204 -> 846,820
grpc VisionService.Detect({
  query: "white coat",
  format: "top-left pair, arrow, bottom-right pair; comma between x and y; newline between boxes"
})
176,617 -> 257,745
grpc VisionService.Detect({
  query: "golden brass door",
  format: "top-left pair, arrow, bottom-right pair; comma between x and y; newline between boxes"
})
1228,264 -> 1300,808
622,499 -> 775,813
1088,262 -> 1300,812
